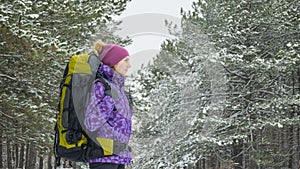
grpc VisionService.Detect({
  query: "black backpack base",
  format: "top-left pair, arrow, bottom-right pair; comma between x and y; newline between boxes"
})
54,124 -> 106,167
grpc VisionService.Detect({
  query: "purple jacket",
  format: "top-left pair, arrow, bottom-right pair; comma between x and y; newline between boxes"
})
84,64 -> 133,165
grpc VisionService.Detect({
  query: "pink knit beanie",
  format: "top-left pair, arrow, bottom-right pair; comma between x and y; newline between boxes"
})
99,44 -> 129,67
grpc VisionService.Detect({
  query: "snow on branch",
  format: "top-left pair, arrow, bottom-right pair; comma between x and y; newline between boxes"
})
0,110 -> 14,120
0,73 -> 57,88
0,73 -> 19,82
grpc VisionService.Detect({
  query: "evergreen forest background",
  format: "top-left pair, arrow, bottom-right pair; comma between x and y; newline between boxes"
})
0,0 -> 299,168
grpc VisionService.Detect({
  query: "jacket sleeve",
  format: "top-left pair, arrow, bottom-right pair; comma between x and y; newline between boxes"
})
84,81 -> 115,132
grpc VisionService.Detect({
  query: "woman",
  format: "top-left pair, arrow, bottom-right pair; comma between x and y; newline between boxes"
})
84,41 -> 133,169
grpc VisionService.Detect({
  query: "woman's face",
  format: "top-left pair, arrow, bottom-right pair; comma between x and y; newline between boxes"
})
113,56 -> 131,76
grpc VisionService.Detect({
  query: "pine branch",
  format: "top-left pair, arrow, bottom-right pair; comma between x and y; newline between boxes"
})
0,73 -> 56,88
0,110 -> 14,120
0,74 -> 18,82
0,74 -> 33,84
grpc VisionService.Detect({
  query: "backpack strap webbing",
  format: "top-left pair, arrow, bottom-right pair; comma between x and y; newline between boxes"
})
94,76 -> 119,101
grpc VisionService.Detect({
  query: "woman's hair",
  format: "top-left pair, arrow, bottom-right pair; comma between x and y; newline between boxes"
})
93,41 -> 106,54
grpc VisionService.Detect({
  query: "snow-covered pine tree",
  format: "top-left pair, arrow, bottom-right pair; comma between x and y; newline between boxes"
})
0,0 -> 131,168
183,0 -> 300,168
131,17 -> 226,168
131,0 -> 299,168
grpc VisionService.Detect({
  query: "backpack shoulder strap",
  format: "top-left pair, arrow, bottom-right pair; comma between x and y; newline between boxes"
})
94,75 -> 119,101
88,52 -> 101,74
88,51 -> 119,100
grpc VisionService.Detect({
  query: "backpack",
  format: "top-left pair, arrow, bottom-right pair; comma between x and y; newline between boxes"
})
53,52 -> 117,166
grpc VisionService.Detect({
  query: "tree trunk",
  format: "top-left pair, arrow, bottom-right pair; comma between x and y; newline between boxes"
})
14,143 -> 19,169
290,70 -> 300,169
18,143 -> 25,168
39,155 -> 44,169
292,125 -> 299,169
48,152 -> 53,169
0,129 -> 2,169
288,125 -> 293,169
282,125 -> 289,168
25,143 -> 30,169
232,139 -> 243,169
6,137 -> 12,169
293,70 -> 300,169
277,128 -> 283,169
29,143 -> 37,169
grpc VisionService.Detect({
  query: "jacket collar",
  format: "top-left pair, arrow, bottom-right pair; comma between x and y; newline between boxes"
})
97,64 -> 125,87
